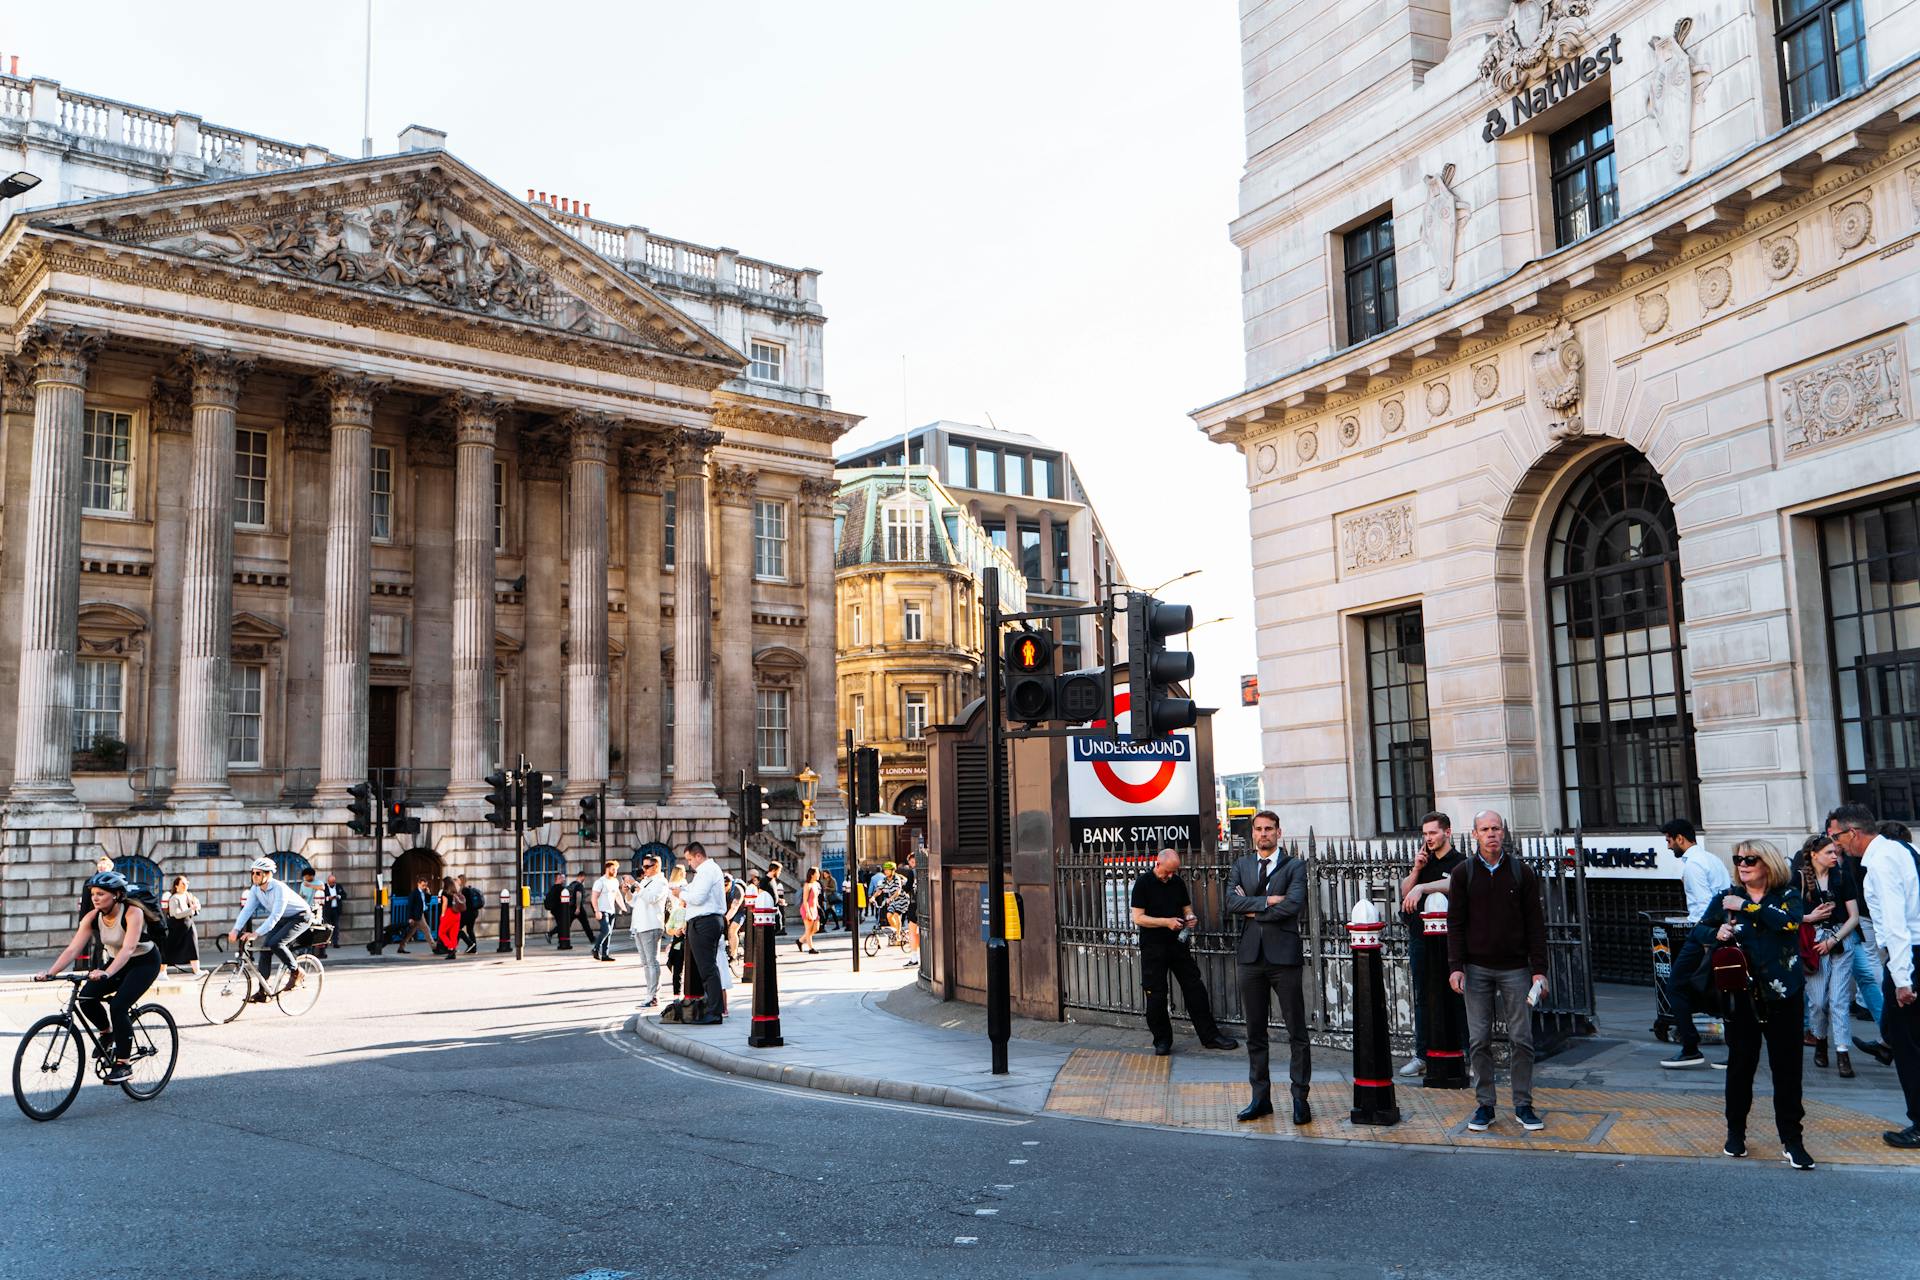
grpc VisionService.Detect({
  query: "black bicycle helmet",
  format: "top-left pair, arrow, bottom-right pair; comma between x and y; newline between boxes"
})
85,870 -> 129,896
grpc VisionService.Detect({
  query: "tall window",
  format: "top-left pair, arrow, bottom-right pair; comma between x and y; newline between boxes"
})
371,446 -> 394,541
851,693 -> 865,744
1822,492 -> 1920,819
82,409 -> 133,514
850,604 -> 863,646
1550,104 -> 1619,246
1778,0 -> 1867,124
1364,609 -> 1434,834
491,674 -> 505,771
74,659 -> 123,751
228,664 -> 264,767
1052,523 -> 1072,588
884,500 -> 928,561
903,601 -> 924,642
946,441 -> 971,486
662,682 -> 675,773
1546,450 -> 1697,828
904,691 -> 929,741
989,524 -> 1008,552
1060,615 -> 1083,670
663,486 -> 677,569
755,688 -> 790,771
233,429 -> 268,528
1343,212 -> 1398,343
1018,523 -> 1043,584
493,460 -> 506,552
976,449 -> 1000,492
1004,452 -> 1027,496
1031,455 -> 1055,499
748,339 -> 785,383
753,499 -> 788,580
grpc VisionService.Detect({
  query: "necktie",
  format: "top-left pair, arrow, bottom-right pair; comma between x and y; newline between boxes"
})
1259,858 -> 1271,888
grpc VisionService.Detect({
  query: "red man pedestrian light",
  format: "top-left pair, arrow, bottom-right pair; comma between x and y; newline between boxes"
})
1003,630 -> 1056,724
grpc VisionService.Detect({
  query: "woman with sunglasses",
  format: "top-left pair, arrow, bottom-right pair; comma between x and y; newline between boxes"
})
1700,838 -> 1813,1169
1797,833 -> 1862,1077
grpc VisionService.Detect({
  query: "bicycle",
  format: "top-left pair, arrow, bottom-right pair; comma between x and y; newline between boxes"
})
863,914 -> 916,958
12,974 -> 178,1121
199,935 -> 324,1025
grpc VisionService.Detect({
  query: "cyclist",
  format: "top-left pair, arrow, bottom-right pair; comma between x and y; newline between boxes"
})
877,861 -> 909,943
34,871 -> 161,1082
231,857 -> 314,1002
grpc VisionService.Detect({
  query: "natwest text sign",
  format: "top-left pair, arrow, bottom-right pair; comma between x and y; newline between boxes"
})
1483,33 -> 1622,142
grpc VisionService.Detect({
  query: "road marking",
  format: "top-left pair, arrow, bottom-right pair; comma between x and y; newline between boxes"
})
993,1184 -> 1015,1190
954,1237 -> 978,1246
1008,1158 -> 1028,1164
1021,1140 -> 1039,1146
597,1020 -> 1028,1126
975,1208 -> 999,1216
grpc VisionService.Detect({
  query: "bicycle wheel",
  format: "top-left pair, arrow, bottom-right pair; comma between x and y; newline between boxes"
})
13,1016 -> 84,1121
199,960 -> 253,1025
120,1004 -> 178,1100
276,955 -> 324,1017
863,930 -> 880,958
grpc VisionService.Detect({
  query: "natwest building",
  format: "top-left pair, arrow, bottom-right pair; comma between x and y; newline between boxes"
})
1193,2 -> 1920,853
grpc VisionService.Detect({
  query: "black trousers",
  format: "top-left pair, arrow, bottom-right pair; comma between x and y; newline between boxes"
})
1881,954 -> 1920,1128
1669,931 -> 1709,1051
1724,995 -> 1804,1145
551,910 -> 571,944
1141,943 -> 1222,1047
1238,959 -> 1310,1097
77,948 -> 161,1061
686,914 -> 724,1019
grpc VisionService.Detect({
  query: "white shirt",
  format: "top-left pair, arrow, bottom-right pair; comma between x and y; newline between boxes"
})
1862,834 -> 1920,990
683,859 -> 726,919
629,873 -> 668,933
592,875 -> 624,915
1679,845 -> 1731,921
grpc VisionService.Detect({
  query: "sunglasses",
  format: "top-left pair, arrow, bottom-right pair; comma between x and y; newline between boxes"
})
1731,855 -> 1763,867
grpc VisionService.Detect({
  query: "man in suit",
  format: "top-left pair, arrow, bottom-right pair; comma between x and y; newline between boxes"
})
1225,810 -> 1312,1124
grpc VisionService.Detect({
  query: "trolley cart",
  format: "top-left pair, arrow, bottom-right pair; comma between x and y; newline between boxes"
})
1643,912 -> 1724,1045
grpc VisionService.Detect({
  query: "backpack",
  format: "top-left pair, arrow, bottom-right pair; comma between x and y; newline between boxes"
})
117,884 -> 189,963
466,886 -> 486,917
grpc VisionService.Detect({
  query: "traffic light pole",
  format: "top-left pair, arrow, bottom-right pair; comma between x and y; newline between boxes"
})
845,728 -> 860,974
513,755 -> 527,962
983,567 -> 1011,1076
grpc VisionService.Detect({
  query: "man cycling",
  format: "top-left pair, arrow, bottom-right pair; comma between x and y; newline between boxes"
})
231,857 -> 314,1002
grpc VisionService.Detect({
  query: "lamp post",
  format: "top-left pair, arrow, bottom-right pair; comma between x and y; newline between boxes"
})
796,764 -> 819,832
0,171 -> 42,200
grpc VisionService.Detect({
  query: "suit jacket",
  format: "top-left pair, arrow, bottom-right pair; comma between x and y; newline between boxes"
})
1225,851 -> 1307,966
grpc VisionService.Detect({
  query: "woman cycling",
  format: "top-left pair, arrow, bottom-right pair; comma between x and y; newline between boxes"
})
35,871 -> 161,1082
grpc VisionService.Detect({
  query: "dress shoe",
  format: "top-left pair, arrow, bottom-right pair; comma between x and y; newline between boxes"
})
1152,1043 -> 1171,1057
1837,1051 -> 1854,1078
1236,1095 -> 1274,1122
1291,1098 -> 1312,1125
1813,1039 -> 1829,1068
1864,1040 -> 1895,1066
1882,1125 -> 1920,1150
1202,1036 -> 1239,1051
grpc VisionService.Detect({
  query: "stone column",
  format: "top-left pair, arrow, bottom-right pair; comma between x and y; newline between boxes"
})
448,393 -> 504,798
564,411 -> 613,797
1037,509 -> 1055,591
669,427 -> 722,802
713,462 -> 757,788
172,348 -> 254,806
317,371 -> 383,800
799,476 -> 843,821
280,394 -> 332,798
8,325 -> 102,806
620,441 -> 665,800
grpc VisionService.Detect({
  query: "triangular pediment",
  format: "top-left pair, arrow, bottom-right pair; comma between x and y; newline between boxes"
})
23,151 -> 743,370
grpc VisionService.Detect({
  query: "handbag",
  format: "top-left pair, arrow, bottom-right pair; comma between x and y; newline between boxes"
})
1709,943 -> 1750,994
1797,918 -> 1821,975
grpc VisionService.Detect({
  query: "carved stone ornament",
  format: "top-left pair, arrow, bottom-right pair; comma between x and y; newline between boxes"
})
798,474 -> 840,516
1696,259 -> 1733,312
673,426 -> 725,474
1636,289 -> 1670,336
1645,17 -> 1712,176
619,440 -> 670,495
1421,163 -> 1471,293
148,375 -> 192,435
1254,442 -> 1278,475
1339,501 -> 1416,575
183,347 -> 256,408
1381,399 -> 1406,434
561,409 -> 615,464
1907,164 -> 1920,221
282,392 -> 329,452
1761,229 -> 1800,281
20,323 -> 105,387
1337,415 -> 1361,448
1831,196 -> 1874,256
1774,335 -> 1908,456
1478,0 -> 1593,94
712,462 -> 757,505
410,415 -> 456,468
1425,380 -> 1450,420
1,357 -> 32,416
1296,429 -> 1319,464
1472,361 -> 1500,402
1530,318 -> 1584,440
516,427 -> 569,483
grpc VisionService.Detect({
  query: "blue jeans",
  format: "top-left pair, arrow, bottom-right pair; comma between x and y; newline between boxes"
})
592,916 -> 615,959
258,915 -> 308,981
1852,917 -> 1886,1024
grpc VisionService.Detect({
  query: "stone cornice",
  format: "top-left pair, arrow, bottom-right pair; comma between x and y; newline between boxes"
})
712,393 -> 860,446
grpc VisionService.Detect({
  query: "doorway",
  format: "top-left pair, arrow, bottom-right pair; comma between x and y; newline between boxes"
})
892,785 -> 927,861
368,686 -> 401,775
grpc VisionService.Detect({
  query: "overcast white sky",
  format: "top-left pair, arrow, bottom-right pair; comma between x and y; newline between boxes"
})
8,1 -> 1263,775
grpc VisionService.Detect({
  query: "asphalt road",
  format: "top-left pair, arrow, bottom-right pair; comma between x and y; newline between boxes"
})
3,952 -> 1914,1280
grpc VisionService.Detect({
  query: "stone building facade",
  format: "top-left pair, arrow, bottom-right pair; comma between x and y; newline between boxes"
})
1194,1 -> 1920,868
0,74 -> 855,952
832,466 -> 1024,864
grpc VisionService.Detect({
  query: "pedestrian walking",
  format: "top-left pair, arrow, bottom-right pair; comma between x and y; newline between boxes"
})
296,867 -> 319,913
1660,817 -> 1733,1070
434,875 -> 463,958
902,852 -> 921,966
394,877 -> 433,953
1131,848 -> 1238,1057
167,874 -> 203,976
1825,808 -> 1895,1066
1702,838 -> 1814,1168
544,874 -> 573,950
820,868 -> 841,931
1397,811 -> 1464,1076
665,867 -> 689,995
680,843 -> 727,1023
797,868 -> 822,954
319,873 -> 342,958
1225,810 -> 1311,1124
1447,810 -> 1548,1134
590,860 -> 625,962
1798,833 -> 1861,1077
725,872 -> 746,965
1833,804 -> 1920,1149
571,872 -> 596,943
767,861 -> 789,936
629,854 -> 669,1006
459,875 -> 484,954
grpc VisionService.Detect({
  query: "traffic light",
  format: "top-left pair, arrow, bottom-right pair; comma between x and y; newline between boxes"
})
1003,629 -> 1055,724
579,795 -> 600,842
742,783 -> 765,835
485,771 -> 515,830
853,747 -> 880,815
388,793 -> 421,837
1056,668 -> 1107,725
1126,593 -> 1197,740
346,782 -> 375,836
525,770 -> 558,828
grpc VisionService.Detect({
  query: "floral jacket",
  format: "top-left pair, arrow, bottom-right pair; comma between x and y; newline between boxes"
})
1699,885 -> 1805,1002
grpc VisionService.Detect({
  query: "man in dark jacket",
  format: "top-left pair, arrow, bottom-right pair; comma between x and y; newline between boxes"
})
1225,811 -> 1312,1125
1447,810 -> 1548,1134
570,873 -> 595,944
457,875 -> 483,954
544,874 -> 573,949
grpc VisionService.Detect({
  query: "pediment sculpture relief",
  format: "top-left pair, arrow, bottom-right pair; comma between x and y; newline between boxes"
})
1531,317 -> 1586,440
1420,163 -> 1471,293
1645,18 -> 1712,175
1479,0 -> 1592,94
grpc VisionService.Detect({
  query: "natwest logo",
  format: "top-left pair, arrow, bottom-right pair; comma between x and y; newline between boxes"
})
1482,33 -> 1622,142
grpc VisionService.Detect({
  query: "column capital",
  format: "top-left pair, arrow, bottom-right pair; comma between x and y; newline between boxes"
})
713,462 -> 757,507
283,392 -> 330,451
619,439 -> 670,495
410,416 -> 456,468
184,347 -> 257,409
19,324 -> 105,387
319,369 -> 388,427
443,390 -> 507,446
673,426 -> 725,474
798,474 -> 839,517
2,357 -> 33,416
149,375 -> 194,436
561,409 -> 616,464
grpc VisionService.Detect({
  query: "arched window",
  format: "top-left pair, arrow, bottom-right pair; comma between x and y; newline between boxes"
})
1546,450 -> 1698,828
523,845 -> 567,904
113,855 -> 162,891
270,851 -> 312,883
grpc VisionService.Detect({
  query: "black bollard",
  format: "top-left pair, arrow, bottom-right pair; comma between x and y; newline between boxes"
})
1348,900 -> 1401,1126
497,888 -> 513,953
748,889 -> 784,1048
1420,896 -> 1469,1088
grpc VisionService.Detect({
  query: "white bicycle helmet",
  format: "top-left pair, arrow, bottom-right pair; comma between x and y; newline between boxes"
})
249,857 -> 276,875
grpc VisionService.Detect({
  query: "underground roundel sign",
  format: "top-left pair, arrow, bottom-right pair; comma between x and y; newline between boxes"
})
1067,692 -> 1201,850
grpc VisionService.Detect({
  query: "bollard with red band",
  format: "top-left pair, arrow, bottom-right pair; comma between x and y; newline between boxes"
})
497,888 -> 513,953
1420,893 -> 1469,1088
747,889 -> 784,1048
1347,899 -> 1401,1126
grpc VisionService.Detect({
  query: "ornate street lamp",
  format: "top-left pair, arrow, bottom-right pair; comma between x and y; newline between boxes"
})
796,764 -> 820,831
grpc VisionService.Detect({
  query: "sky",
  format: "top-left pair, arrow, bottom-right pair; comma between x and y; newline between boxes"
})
5,1 -> 1263,775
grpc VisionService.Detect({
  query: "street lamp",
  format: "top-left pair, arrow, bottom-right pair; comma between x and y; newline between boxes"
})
795,763 -> 819,831
0,171 -> 42,200
1191,614 -> 1234,632
1142,568 -> 1201,595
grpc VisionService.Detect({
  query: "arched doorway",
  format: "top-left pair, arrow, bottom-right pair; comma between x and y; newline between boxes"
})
270,851 -> 312,884
892,785 -> 928,860
1545,449 -> 1698,827
114,855 -> 162,892
389,847 -> 444,934
522,844 -> 566,905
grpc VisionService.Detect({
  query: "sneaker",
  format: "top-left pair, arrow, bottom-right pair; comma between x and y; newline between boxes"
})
1515,1106 -> 1545,1132
1399,1058 -> 1426,1077
1708,1058 -> 1728,1071
1723,1136 -> 1747,1158
1660,1049 -> 1707,1069
1467,1105 -> 1495,1132
103,1061 -> 132,1083
1783,1144 -> 1816,1171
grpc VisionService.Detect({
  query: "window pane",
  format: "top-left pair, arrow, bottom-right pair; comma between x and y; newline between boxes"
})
662,485 -> 675,568
82,410 -> 134,514
371,446 -> 393,541
947,442 -> 971,486
227,664 -> 263,765
1031,456 -> 1054,498
976,450 -> 999,492
1005,453 -> 1026,496
1364,608 -> 1432,833
754,499 -> 787,578
756,688 -> 790,771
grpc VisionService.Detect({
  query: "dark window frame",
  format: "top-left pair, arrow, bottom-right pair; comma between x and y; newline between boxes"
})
1776,0 -> 1868,125
1363,607 -> 1434,835
1819,489 -> 1920,821
1342,211 -> 1398,344
1548,103 -> 1619,247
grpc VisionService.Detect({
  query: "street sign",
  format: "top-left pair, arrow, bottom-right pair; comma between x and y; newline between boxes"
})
1068,690 -> 1199,850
